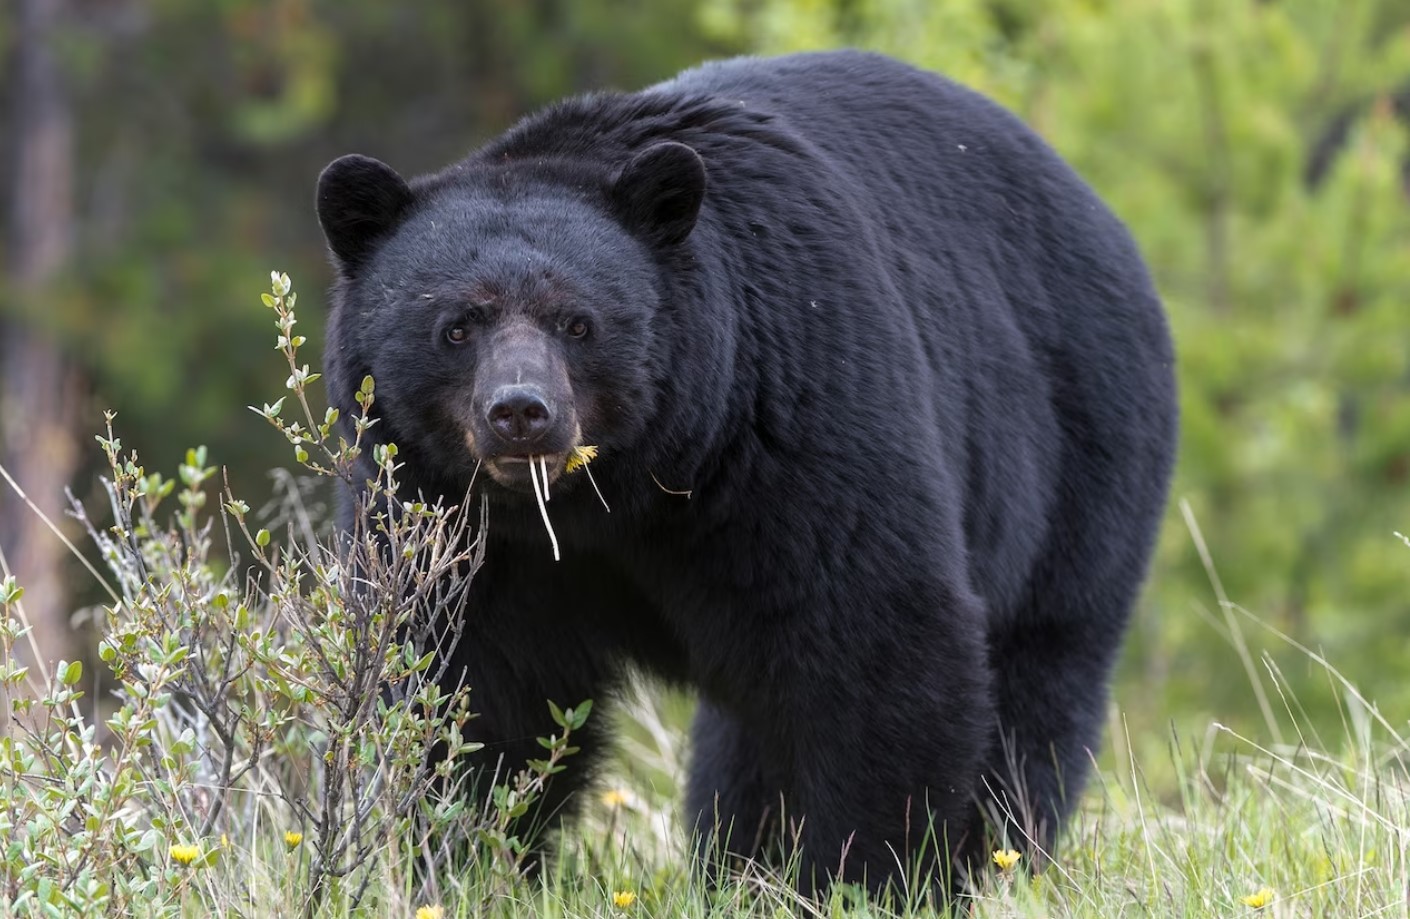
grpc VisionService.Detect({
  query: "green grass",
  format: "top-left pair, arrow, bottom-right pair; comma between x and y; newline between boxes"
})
559,694 -> 1405,917
185,674 -> 1407,918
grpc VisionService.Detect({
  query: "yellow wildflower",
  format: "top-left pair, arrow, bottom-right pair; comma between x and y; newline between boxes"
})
612,890 -> 636,908
564,445 -> 599,474
284,830 -> 303,849
220,833 -> 229,848
169,844 -> 201,866
415,907 -> 445,919
1240,887 -> 1274,909
601,788 -> 630,808
992,848 -> 1021,871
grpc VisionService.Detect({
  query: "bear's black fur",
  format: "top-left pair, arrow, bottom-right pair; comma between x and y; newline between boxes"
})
316,50 -> 1177,895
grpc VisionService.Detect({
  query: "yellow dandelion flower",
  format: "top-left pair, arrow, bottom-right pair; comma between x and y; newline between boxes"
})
1240,887 -> 1274,909
415,906 -> 445,919
169,843 -> 201,866
602,788 -> 630,808
284,831 -> 303,850
992,848 -> 1022,871
612,890 -> 636,908
564,445 -> 599,474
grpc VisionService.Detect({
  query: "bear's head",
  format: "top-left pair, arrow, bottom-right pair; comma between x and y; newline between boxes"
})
315,143 -> 706,497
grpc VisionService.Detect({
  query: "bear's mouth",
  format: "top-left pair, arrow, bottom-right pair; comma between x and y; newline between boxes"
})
483,452 -> 568,492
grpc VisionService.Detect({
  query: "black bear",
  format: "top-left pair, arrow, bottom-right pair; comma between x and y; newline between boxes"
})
315,50 -> 1177,895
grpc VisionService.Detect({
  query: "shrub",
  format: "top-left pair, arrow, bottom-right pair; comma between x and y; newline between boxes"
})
0,272 -> 589,916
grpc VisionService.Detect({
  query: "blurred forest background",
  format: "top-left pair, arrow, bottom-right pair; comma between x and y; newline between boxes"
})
1,0 -> 1407,754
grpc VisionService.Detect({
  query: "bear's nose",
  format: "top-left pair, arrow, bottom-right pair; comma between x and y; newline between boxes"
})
487,386 -> 552,444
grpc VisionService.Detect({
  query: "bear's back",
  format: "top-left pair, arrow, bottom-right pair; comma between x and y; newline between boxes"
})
451,52 -> 1174,614
660,51 -> 1176,615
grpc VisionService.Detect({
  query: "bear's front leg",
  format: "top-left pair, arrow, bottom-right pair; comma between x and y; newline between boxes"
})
426,547 -> 632,870
687,700 -> 788,877
693,576 -> 996,900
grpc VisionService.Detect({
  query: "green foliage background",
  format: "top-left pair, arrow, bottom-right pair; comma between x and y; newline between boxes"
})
3,0 -> 1409,751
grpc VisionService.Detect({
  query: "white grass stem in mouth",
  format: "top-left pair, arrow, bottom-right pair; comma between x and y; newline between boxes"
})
528,453 -> 560,561
467,457 -> 483,495
540,455 -> 550,502
582,460 -> 610,513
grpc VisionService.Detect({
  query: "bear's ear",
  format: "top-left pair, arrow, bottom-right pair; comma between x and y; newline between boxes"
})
316,154 -> 414,272
612,142 -> 706,247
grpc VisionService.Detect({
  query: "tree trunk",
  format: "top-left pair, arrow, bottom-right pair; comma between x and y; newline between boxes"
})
1,0 -> 83,675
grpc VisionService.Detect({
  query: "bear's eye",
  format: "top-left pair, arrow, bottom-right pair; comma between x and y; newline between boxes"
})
566,318 -> 590,340
445,325 -> 469,345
